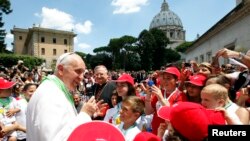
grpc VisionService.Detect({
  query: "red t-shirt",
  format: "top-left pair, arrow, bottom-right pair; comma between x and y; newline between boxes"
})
150,88 -> 187,135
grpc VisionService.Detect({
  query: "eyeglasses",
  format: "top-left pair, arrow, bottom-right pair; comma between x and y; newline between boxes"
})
57,52 -> 75,64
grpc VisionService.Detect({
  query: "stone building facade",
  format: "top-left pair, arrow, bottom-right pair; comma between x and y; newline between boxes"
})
11,26 -> 76,68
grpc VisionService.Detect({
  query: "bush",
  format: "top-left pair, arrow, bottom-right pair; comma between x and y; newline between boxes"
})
0,53 -> 45,69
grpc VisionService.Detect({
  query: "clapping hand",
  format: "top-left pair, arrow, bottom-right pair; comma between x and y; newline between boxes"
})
81,96 -> 108,117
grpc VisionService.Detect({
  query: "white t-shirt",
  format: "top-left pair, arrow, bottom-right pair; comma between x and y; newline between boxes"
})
117,122 -> 141,141
15,96 -> 28,140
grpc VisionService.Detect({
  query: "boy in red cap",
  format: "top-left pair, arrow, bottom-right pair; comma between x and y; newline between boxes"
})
0,78 -> 21,140
144,67 -> 187,135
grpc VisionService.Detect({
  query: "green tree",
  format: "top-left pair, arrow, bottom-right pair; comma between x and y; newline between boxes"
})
0,0 -> 12,53
165,48 -> 181,63
137,29 -> 155,71
93,35 -> 137,70
93,46 -> 110,53
149,28 -> 169,70
175,41 -> 193,53
89,53 -> 112,70
75,51 -> 86,60
85,53 -> 93,69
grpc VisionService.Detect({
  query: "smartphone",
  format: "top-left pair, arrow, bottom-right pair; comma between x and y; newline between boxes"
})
148,80 -> 154,87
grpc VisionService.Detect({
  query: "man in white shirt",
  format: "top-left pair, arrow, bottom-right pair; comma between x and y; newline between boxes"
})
26,53 -> 101,141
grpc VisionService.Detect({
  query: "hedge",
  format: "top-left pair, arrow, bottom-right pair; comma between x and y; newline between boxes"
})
0,53 -> 45,69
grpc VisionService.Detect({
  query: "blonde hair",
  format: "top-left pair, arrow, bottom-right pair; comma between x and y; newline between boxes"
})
202,84 -> 228,100
122,96 -> 145,115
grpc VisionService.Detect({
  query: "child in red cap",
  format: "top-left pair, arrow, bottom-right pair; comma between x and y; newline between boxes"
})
185,73 -> 207,103
144,67 -> 187,135
0,78 -> 20,140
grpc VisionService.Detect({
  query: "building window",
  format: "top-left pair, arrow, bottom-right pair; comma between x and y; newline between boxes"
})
64,50 -> 67,53
195,57 -> 198,62
206,52 -> 212,63
170,32 -> 174,38
41,37 -> 45,43
19,36 -> 22,40
53,49 -> 56,55
53,38 -> 56,44
41,48 -> 45,55
64,39 -> 67,45
200,55 -> 204,63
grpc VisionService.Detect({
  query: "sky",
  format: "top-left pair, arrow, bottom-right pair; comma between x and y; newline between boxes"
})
4,0 -> 236,54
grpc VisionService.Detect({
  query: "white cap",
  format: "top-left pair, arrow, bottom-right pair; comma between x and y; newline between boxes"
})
18,60 -> 24,64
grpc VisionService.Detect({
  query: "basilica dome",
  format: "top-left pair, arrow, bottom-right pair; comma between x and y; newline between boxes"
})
150,0 -> 183,29
149,0 -> 185,49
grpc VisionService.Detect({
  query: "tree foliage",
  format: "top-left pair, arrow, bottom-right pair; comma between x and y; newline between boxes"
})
0,53 -> 44,69
0,0 -> 12,53
149,28 -> 169,70
89,54 -> 112,70
82,29 -> 181,71
75,51 -> 86,60
175,41 -> 193,53
137,29 -> 155,71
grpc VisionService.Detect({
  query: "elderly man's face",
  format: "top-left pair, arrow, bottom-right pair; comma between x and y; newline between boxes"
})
73,94 -> 81,105
94,67 -> 108,85
60,56 -> 85,91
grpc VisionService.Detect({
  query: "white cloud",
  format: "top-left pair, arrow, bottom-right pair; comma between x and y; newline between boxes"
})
34,12 -> 40,17
74,37 -> 78,44
40,7 -> 74,30
6,33 -> 13,39
111,0 -> 148,14
78,43 -> 91,49
75,20 -> 93,34
6,46 -> 12,51
38,7 -> 92,34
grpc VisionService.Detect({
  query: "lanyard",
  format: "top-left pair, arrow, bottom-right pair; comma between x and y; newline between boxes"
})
0,97 -> 11,108
42,75 -> 75,108
224,101 -> 233,109
112,102 -> 122,125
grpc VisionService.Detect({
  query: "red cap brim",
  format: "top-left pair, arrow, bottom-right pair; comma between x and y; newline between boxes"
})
157,106 -> 171,121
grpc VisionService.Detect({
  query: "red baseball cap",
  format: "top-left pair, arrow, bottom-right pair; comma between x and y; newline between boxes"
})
158,102 -> 225,141
0,78 -> 16,89
133,132 -> 161,141
115,74 -> 134,86
187,74 -> 207,86
68,121 -> 125,141
161,67 -> 180,79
